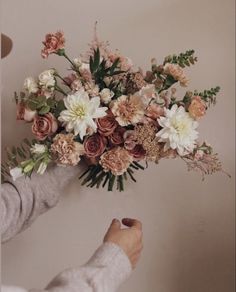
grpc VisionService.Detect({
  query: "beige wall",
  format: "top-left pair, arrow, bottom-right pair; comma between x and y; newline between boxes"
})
1,0 -> 235,291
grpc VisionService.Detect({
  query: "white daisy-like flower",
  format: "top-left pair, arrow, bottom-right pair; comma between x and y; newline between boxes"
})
156,104 -> 199,156
59,89 -> 107,139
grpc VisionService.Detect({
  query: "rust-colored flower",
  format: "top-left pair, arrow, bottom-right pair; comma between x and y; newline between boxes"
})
188,96 -> 206,119
41,31 -> 65,58
100,147 -> 133,176
51,133 -> 84,166
97,111 -> 118,136
109,127 -> 125,145
129,144 -> 146,161
84,134 -> 107,158
17,101 -> 36,122
32,113 -> 58,141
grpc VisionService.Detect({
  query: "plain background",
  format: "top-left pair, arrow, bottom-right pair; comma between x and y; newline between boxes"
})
1,0 -> 235,291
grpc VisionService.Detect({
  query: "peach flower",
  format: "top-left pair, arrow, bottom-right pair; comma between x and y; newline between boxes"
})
51,133 -> 84,166
163,63 -> 188,87
84,134 -> 107,158
188,96 -> 207,119
32,113 -> 58,141
111,94 -> 144,126
100,147 -> 133,176
17,102 -> 36,122
41,31 -> 65,58
146,103 -> 164,120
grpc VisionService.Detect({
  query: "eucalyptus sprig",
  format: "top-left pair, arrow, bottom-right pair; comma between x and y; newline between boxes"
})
164,50 -> 197,68
194,86 -> 220,107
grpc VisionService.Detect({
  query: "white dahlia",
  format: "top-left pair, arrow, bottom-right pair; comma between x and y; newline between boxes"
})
59,89 -> 107,139
156,104 -> 199,156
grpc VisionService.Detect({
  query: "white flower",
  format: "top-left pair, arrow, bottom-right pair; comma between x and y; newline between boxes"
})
100,88 -> 114,104
156,104 -> 199,156
59,89 -> 108,139
73,57 -> 82,68
23,77 -> 38,94
38,69 -> 55,89
10,167 -> 24,181
30,144 -> 47,154
37,161 -> 47,174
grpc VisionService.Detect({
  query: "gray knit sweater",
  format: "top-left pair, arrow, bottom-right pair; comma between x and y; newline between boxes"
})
1,166 -> 131,292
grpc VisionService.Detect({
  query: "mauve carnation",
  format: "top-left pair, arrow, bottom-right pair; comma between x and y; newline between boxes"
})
97,111 -> 118,136
41,31 -> 65,58
32,113 -> 58,141
100,147 -> 133,176
17,102 -> 36,122
123,130 -> 137,150
109,127 -> 125,145
129,144 -> 146,161
84,134 -> 107,158
188,96 -> 206,119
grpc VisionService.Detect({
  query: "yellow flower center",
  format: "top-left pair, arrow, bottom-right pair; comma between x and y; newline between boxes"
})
74,105 -> 86,118
172,119 -> 189,135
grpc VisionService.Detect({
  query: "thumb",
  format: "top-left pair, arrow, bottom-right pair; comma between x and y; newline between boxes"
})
109,218 -> 121,231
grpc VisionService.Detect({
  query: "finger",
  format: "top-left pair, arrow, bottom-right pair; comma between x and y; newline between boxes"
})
122,218 -> 142,230
108,218 -> 121,231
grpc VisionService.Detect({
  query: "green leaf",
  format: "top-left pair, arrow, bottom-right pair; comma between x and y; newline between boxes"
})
38,105 -> 50,115
93,48 -> 100,71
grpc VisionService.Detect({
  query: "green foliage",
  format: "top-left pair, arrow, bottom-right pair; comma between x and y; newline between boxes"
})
89,48 -> 125,90
1,138 -> 33,182
79,161 -> 145,191
194,86 -> 220,106
164,50 -> 197,68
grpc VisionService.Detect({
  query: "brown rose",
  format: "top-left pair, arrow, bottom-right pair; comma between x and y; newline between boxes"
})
109,127 -> 125,145
129,144 -> 146,161
188,96 -> 206,119
84,134 -> 107,158
32,113 -> 58,141
99,147 -> 133,176
97,111 -> 118,136
41,31 -> 65,58
17,102 -> 36,122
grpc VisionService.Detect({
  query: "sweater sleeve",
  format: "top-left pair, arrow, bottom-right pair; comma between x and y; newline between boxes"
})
0,165 -> 79,243
1,242 -> 132,292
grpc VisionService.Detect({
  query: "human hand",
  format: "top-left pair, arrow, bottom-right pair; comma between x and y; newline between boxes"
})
104,218 -> 143,269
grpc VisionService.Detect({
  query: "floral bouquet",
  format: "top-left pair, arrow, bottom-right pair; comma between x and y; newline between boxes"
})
2,26 -> 227,191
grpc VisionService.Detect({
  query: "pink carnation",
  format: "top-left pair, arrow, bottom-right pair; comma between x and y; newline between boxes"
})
41,31 -> 65,58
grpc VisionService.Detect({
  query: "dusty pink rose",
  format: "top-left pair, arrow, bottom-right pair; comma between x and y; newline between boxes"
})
17,102 -> 36,122
32,113 -> 58,141
109,127 -> 125,145
100,147 -> 133,176
129,144 -> 146,161
188,96 -> 206,119
97,111 -> 118,136
84,134 -> 107,158
41,31 -> 65,58
123,130 -> 137,150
